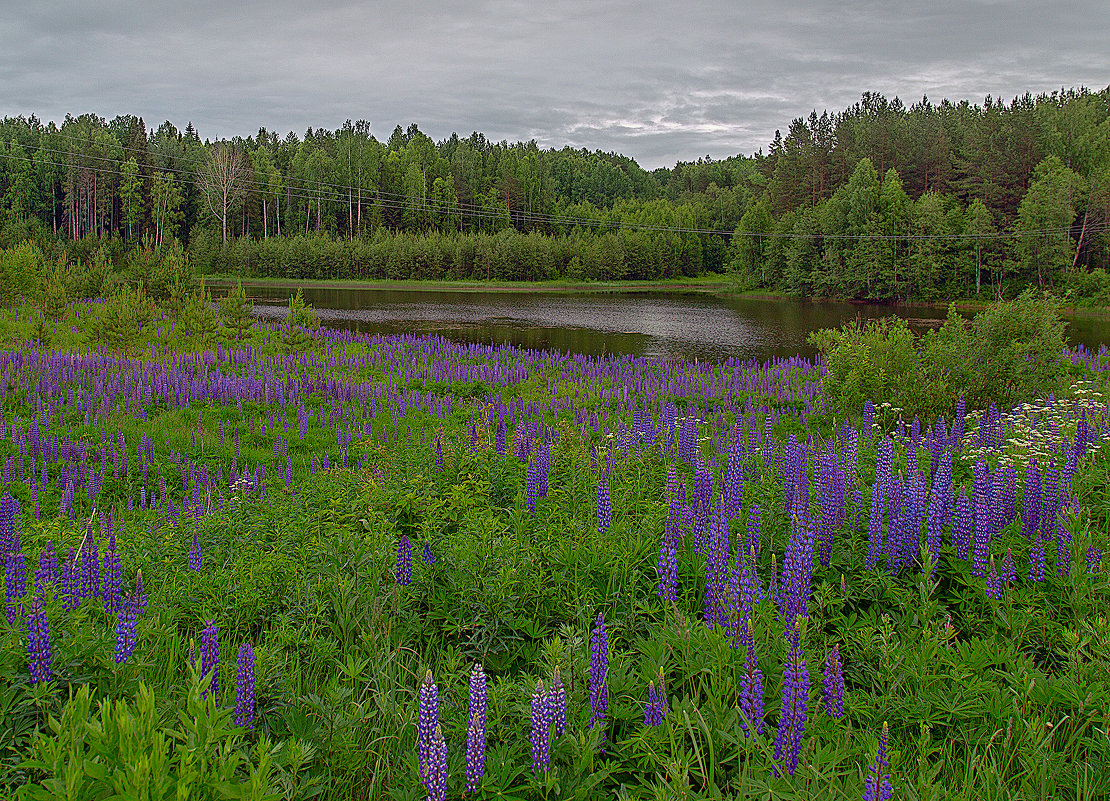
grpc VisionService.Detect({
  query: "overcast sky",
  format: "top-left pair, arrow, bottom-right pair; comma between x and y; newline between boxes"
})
2,1 -> 1106,168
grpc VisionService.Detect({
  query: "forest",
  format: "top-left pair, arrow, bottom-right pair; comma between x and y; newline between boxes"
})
0,87 -> 1108,300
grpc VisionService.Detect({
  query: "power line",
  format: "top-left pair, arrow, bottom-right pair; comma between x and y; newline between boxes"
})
0,146 -> 1103,242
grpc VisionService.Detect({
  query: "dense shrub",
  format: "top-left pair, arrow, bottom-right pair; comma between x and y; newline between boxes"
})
0,240 -> 42,304
89,284 -> 157,352
808,316 -> 948,422
924,290 -> 1068,412
812,291 -> 1069,420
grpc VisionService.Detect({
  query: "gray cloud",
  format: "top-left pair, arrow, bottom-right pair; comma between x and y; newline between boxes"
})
1,0 -> 1106,167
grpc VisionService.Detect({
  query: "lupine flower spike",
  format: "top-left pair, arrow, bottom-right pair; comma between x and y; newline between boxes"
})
200,620 -> 219,699
773,621 -> 809,776
644,681 -> 663,727
26,594 -> 52,684
235,643 -> 256,729
530,679 -> 551,773
656,666 -> 669,720
549,666 -> 567,737
740,620 -> 764,737
823,644 -> 845,719
418,670 -> 440,783
114,592 -> 139,664
588,612 -> 609,738
464,663 -> 487,793
426,724 -> 447,801
396,534 -> 412,585
863,721 -> 894,801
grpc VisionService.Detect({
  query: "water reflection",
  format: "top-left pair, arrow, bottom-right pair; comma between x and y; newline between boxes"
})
245,284 -> 1110,363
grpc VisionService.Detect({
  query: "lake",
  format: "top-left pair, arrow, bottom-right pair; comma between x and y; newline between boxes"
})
243,284 -> 1110,363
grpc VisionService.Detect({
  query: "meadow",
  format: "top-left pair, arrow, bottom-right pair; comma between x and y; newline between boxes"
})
1,296 -> 1109,800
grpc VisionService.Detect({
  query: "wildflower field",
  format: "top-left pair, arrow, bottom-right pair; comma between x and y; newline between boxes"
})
1,301 -> 1109,800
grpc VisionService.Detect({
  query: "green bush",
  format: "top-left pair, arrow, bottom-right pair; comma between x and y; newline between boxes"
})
180,282 -> 220,346
812,291 -> 1069,422
218,282 -> 254,342
923,290 -> 1067,412
19,682 -> 275,800
0,241 -> 43,304
89,284 -> 157,352
282,289 -> 319,353
808,316 -> 948,422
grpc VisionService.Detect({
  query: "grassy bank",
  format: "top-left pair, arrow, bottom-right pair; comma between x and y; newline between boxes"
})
198,273 -> 735,295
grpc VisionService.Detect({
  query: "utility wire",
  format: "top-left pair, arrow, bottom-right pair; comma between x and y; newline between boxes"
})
0,147 -> 1103,242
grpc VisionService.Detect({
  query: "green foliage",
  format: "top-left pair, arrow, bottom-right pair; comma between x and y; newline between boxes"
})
923,290 -> 1068,412
0,240 -> 43,304
814,293 -> 1069,420
18,683 -> 277,800
127,238 -> 192,304
809,316 -> 948,422
38,256 -> 73,320
180,281 -> 219,346
89,283 -> 156,352
219,281 -> 254,341
282,290 -> 319,353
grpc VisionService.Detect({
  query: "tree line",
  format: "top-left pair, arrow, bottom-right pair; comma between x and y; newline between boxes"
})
0,86 -> 1107,299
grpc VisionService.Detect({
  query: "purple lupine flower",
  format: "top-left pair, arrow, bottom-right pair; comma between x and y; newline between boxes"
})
1028,539 -> 1046,582
200,620 -> 219,700
643,681 -> 663,727
421,542 -> 435,565
863,722 -> 894,801
986,555 -> 1003,600
418,670 -> 440,783
774,623 -> 809,776
952,492 -> 973,561
1040,463 -> 1060,543
924,454 -> 952,576
692,460 -> 712,554
5,547 -> 26,625
1001,549 -> 1017,583
102,533 -> 122,614
80,533 -> 101,602
26,593 -> 52,684
426,724 -> 447,801
549,666 -> 566,737
35,541 -> 57,591
114,593 -> 139,664
597,467 -> 611,537
781,512 -> 816,629
654,666 -> 669,721
588,612 -> 609,735
704,511 -> 730,629
1055,520 -> 1072,577
739,620 -> 764,737
465,663 -> 488,793
768,553 -> 780,616
396,534 -> 412,585
235,643 -> 256,729
656,503 -> 679,603
1086,547 -> 1103,574
866,480 -> 885,571
188,530 -> 202,572
530,679 -> 551,773
0,494 -> 17,554
822,644 -> 845,719
747,504 -> 762,558
1022,461 -> 1042,541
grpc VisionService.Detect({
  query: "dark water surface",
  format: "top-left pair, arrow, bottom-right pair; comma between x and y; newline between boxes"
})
247,285 -> 1110,363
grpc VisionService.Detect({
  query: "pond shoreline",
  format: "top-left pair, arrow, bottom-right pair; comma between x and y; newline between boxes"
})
199,274 -> 1110,319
